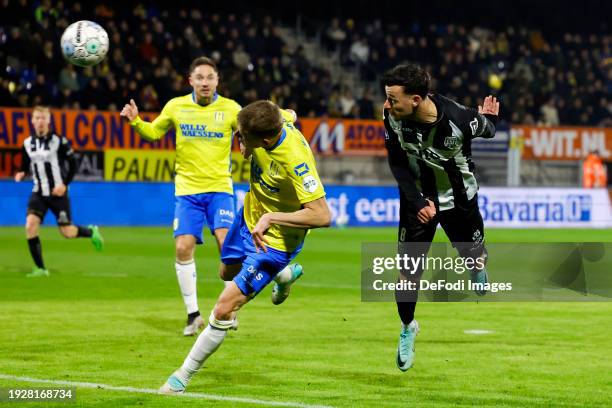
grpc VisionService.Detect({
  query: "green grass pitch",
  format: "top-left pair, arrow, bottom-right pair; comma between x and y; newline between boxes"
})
0,227 -> 611,407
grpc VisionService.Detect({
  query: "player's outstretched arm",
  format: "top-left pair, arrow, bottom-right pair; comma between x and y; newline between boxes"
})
475,95 -> 500,138
251,197 -> 331,252
120,99 -> 171,141
120,98 -> 139,122
478,95 -> 500,116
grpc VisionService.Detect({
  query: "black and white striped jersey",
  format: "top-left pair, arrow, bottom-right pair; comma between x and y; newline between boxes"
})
384,94 -> 497,211
20,133 -> 77,196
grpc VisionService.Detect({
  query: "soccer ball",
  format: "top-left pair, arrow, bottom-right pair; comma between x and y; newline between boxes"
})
61,20 -> 109,67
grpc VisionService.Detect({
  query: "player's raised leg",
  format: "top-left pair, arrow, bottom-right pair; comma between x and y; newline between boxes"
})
50,194 -> 104,251
57,224 -> 104,250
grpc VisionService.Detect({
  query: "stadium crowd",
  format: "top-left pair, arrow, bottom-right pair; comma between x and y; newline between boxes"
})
0,0 -> 610,126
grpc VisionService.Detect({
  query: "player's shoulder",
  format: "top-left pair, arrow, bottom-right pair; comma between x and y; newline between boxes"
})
57,133 -> 72,146
23,135 -> 33,146
280,108 -> 297,124
164,94 -> 191,108
433,94 -> 474,119
282,127 -> 313,161
216,95 -> 241,112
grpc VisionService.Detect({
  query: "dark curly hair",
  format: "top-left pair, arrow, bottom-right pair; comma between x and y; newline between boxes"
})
380,64 -> 430,98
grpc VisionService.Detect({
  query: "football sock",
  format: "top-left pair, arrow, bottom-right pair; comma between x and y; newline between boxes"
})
27,237 -> 45,269
76,225 -> 93,238
177,312 -> 231,383
396,300 -> 416,327
176,259 -> 199,314
187,311 -> 200,324
273,264 -> 293,284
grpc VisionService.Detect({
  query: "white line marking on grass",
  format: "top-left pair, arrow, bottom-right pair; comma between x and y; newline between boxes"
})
0,374 -> 334,408
83,273 -> 128,278
464,329 -> 494,335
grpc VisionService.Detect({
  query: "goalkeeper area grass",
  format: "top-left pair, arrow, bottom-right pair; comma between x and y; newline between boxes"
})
0,226 -> 611,407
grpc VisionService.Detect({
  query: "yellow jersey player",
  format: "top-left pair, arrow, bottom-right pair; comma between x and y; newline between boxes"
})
159,100 -> 331,394
120,57 -> 241,336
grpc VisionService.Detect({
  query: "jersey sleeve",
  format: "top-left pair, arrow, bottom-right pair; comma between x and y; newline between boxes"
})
20,144 -> 31,173
229,102 -> 241,131
449,100 -> 497,139
280,109 -> 297,124
58,136 -> 77,184
285,142 -> 326,204
129,100 -> 174,141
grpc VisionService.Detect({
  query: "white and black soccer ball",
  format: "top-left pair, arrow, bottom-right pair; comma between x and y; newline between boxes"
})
61,20 -> 109,67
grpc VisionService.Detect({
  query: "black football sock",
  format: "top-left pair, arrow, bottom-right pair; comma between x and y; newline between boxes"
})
27,237 -> 45,269
76,226 -> 93,238
396,301 -> 416,326
187,311 -> 201,323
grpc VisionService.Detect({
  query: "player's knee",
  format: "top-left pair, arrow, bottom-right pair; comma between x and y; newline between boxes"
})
213,301 -> 234,321
175,241 -> 194,260
25,224 -> 38,237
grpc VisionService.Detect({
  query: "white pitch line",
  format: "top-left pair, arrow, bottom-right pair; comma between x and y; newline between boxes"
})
0,374 -> 334,408
464,329 -> 494,335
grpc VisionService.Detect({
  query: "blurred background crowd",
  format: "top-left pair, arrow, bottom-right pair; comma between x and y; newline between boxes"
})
1,0 -> 610,126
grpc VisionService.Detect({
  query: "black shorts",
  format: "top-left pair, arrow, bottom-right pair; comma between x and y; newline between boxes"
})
27,193 -> 72,226
398,192 -> 485,265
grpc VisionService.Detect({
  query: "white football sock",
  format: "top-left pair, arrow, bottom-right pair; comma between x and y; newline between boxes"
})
273,264 -> 293,284
177,313 -> 231,382
175,259 -> 198,314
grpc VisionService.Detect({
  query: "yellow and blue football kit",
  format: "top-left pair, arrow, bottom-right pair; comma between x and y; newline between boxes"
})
130,92 -> 241,243
221,115 -> 326,296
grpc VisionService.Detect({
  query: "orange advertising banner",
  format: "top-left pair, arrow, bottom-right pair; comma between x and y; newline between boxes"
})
0,107 -> 175,150
0,107 -> 387,155
514,125 -> 612,161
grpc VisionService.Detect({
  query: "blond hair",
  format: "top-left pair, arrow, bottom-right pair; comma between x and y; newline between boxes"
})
32,106 -> 51,115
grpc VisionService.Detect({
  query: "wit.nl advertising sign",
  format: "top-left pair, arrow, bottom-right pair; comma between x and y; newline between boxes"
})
233,185 -> 612,228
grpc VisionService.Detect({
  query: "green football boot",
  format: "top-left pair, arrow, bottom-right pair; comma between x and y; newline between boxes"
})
26,267 -> 50,278
89,225 -> 104,252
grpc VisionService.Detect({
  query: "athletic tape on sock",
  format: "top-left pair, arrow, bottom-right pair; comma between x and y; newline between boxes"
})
208,311 -> 234,331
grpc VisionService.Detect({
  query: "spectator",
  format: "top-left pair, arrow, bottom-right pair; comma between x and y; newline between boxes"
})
583,151 -> 608,188
539,97 -> 560,126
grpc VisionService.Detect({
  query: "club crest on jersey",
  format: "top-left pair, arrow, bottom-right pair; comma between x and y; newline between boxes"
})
214,112 -> 224,122
302,175 -> 318,193
443,135 -> 460,148
469,118 -> 478,135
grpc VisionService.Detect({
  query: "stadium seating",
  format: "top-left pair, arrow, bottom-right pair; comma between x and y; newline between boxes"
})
0,1 -> 610,126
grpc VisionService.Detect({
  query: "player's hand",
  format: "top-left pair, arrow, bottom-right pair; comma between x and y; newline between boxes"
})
251,213 -> 271,253
52,184 -> 67,197
120,99 -> 139,122
14,172 -> 25,182
416,199 -> 436,224
478,95 -> 500,116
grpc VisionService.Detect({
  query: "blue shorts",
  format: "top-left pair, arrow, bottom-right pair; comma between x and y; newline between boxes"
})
174,192 -> 235,244
221,208 -> 302,297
